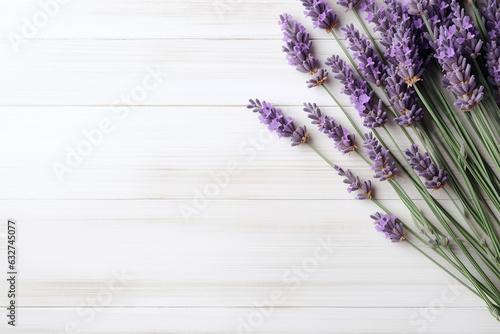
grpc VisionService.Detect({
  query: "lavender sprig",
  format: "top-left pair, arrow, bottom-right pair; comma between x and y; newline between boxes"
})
247,99 -> 308,146
359,0 -> 380,28
451,2 -> 482,59
342,24 -> 388,87
385,66 -> 424,126
371,212 -> 406,242
405,144 -> 448,190
425,0 -> 452,31
299,0 -> 337,33
407,0 -> 430,16
484,42 -> 500,102
366,0 -> 429,85
481,0 -> 500,100
432,26 -> 485,111
337,0 -> 360,11
303,102 -> 357,154
482,0 -> 500,45
306,69 -> 329,88
334,165 -> 372,200
363,132 -> 398,181
279,14 -> 319,74
326,55 -> 387,128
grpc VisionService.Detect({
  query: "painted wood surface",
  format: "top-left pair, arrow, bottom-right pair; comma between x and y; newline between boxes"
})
0,0 -> 499,333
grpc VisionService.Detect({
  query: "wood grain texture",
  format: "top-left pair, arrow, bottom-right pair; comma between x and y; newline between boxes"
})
0,0 -> 498,333
0,0 -> 377,39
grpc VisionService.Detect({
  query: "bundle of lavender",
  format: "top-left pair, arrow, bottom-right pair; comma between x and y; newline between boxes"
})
247,0 -> 500,319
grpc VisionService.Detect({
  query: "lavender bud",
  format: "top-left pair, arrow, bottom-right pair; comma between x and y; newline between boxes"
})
337,0 -> 360,11
334,165 -> 372,199
480,0 -> 500,100
300,0 -> 337,33
481,0 -> 500,45
303,102 -> 357,154
432,24 -> 485,111
370,212 -> 406,242
360,0 -> 380,27
291,126 -> 310,146
404,144 -> 448,190
342,24 -> 388,87
363,133 -> 398,181
407,0 -> 430,16
449,1 -> 482,58
279,14 -> 320,74
326,55 -> 387,128
385,66 -> 424,126
373,0 -> 430,84
247,99 -> 309,146
306,69 -> 329,88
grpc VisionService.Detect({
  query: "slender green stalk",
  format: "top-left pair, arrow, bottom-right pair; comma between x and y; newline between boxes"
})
306,142 -> 336,169
406,240 -> 478,297
417,120 -> 500,263
443,186 -> 480,240
421,14 -> 435,41
317,10 -> 500,312
305,141 -> 500,308
415,82 -> 500,214
323,75 -> 500,276
471,1 -> 489,41
325,90 -> 500,288
472,58 -> 500,124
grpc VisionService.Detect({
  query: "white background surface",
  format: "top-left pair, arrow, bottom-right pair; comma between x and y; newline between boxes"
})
0,0 -> 498,333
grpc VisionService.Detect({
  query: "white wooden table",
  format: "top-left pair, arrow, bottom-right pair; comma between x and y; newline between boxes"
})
0,0 -> 498,332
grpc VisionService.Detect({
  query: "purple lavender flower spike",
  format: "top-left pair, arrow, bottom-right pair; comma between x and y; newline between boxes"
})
443,58 -> 485,110
247,99 -> 309,146
389,26 -> 427,86
405,144 -> 448,190
426,1 -> 453,30
368,0 -> 430,85
334,165 -> 372,200
432,23 -> 485,111
363,132 -> 398,181
279,14 -> 319,74
342,24 -> 388,87
362,98 -> 386,128
337,0 -> 360,11
449,1 -> 482,59
385,66 -> 424,126
303,102 -> 357,154
371,212 -> 406,242
300,0 -> 337,33
360,0 -> 379,27
407,0 -> 430,16
427,1 -> 484,109
481,1 -> 500,100
482,0 -> 500,45
484,41 -> 500,101
326,55 -> 387,128
306,69 -> 329,88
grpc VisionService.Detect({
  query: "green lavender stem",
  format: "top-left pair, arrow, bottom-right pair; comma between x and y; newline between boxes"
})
305,141 -> 498,307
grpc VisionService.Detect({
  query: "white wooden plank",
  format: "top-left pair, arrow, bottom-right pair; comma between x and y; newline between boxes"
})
0,307 -> 496,333
0,200 -> 487,308
0,39 -> 379,106
0,106 -> 471,201
0,0 -> 382,39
